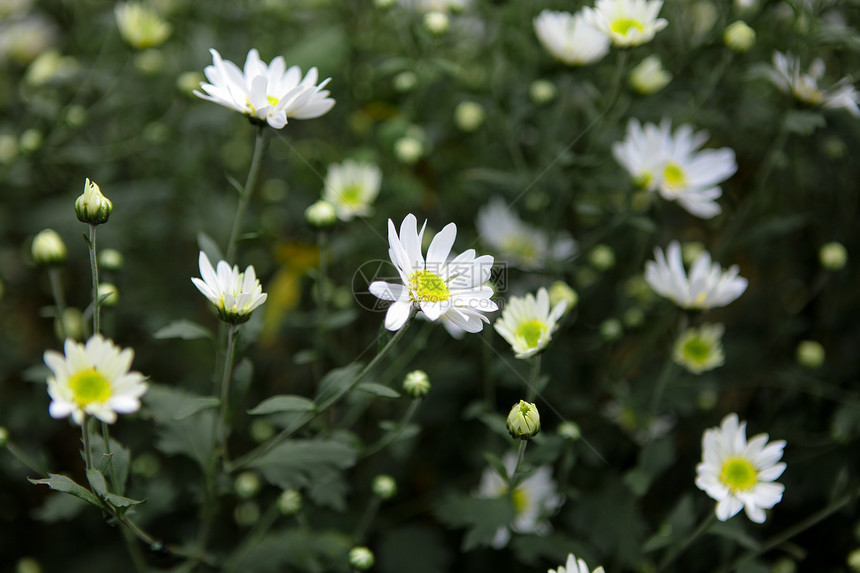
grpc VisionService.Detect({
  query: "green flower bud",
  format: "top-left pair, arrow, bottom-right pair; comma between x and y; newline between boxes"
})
75,178 -> 112,225
0,426 -> 8,447
372,474 -> 397,500
589,244 -> 616,271
622,307 -> 645,328
796,340 -> 824,370
394,136 -> 424,164
55,308 -> 84,341
771,558 -> 797,573
250,418 -> 276,442
402,370 -> 430,398
507,400 -> 540,439
348,546 -> 375,571
19,129 -> 43,154
819,242 -> 847,271
454,101 -> 485,132
31,229 -> 67,266
557,421 -> 580,441
529,79 -> 557,105
393,71 -> 417,93
600,318 -> 623,341
305,200 -> 338,228
723,21 -> 755,52
98,283 -> 119,307
423,11 -> 449,35
234,471 -> 261,499
848,548 -> 860,572
99,248 -> 124,270
277,489 -> 302,515
629,55 -> 671,95
548,281 -> 578,314
233,501 -> 260,527
115,2 -> 172,50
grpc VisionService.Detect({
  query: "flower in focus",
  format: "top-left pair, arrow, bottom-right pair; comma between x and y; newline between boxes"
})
476,197 -> 576,269
550,553 -> 606,573
695,413 -> 786,523
191,251 -> 268,324
75,178 -> 113,225
194,49 -> 335,129
506,400 -> 541,439
629,55 -> 671,94
673,323 -> 725,374
533,10 -> 610,67
584,0 -> 668,48
767,51 -> 859,117
43,334 -> 148,425
322,159 -> 382,221
477,452 -> 563,548
369,214 -> 498,334
494,287 -> 567,359
114,2 -> 172,50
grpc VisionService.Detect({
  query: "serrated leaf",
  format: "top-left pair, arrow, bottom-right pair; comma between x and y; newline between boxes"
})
436,494 -> 515,551
104,492 -> 146,508
29,474 -> 103,509
356,382 -> 400,399
248,395 -> 316,415
153,319 -> 214,341
143,384 -> 217,467
314,363 -> 363,406
249,438 -> 358,494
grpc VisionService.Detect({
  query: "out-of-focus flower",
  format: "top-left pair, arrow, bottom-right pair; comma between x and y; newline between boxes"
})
767,51 -> 859,117
695,413 -> 786,523
31,229 -> 66,266
645,241 -> 747,310
322,160 -> 382,221
191,251 -> 267,324
369,214 -> 497,334
454,101 -> 485,132
819,241 -> 847,271
674,323 -> 725,374
550,553 -> 606,573
115,2 -> 172,50
98,283 -> 119,307
99,248 -> 124,270
277,489 -> 302,515
723,20 -> 755,52
75,178 -> 112,225
423,10 -> 449,34
589,244 -> 616,271
372,475 -> 397,499
393,136 -> 424,164
548,281 -> 578,313
402,369 -> 431,397
43,335 -> 148,425
0,15 -> 56,65
507,400 -> 541,439
477,451 -> 563,548
629,55 -> 671,94
796,340 -> 824,369
234,472 -> 261,499
495,288 -> 566,359
305,200 -> 338,228
476,197 -> 576,269
558,421 -> 581,441
393,70 -> 417,92
529,79 -> 557,105
348,547 -> 375,571
24,50 -> 79,86
583,0 -> 668,48
599,318 -> 623,341
533,10 -> 609,66
194,49 -> 335,129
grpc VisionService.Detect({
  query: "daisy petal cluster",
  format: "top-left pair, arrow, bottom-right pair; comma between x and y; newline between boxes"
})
645,241 -> 747,310
549,553 -> 606,573
369,214 -> 497,336
192,251 -> 268,324
695,413 -> 786,523
194,49 -> 335,129
44,335 -> 148,425
673,322 -> 725,374
476,197 -> 576,269
583,0 -> 668,48
612,119 -> 737,219
533,10 -> 610,67
477,452 -> 563,548
494,287 -> 567,359
322,159 -> 382,221
767,51 -> 859,117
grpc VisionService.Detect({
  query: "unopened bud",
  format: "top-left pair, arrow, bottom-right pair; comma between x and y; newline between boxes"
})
548,281 -> 578,313
848,548 -> 860,572
723,21 -> 755,52
629,55 -> 671,95
529,80 -> 557,105
0,426 -> 8,447
75,179 -> 112,225
423,11 -> 449,35
99,248 -> 124,270
305,200 -> 338,228
393,71 -> 417,93
796,340 -> 824,370
819,242 -> 847,271
394,137 -> 424,164
507,400 -> 540,439
557,421 -> 580,441
98,283 -> 119,307
372,474 -> 397,499
349,546 -> 375,571
600,318 -> 623,341
31,229 -> 67,266
234,471 -> 261,499
277,489 -> 302,515
402,370 -> 430,398
454,101 -> 485,132
589,244 -> 616,271
233,501 -> 260,527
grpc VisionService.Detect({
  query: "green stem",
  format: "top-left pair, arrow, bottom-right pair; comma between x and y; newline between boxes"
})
352,495 -> 381,544
100,421 -> 120,494
509,439 -> 529,489
218,325 -> 239,466
314,230 -> 330,377
225,125 -> 267,264
82,417 -> 94,470
657,513 -> 715,572
4,440 -> 45,474
362,399 -> 421,458
223,501 -> 281,573
88,224 -> 100,336
47,267 -> 68,340
526,354 -> 541,402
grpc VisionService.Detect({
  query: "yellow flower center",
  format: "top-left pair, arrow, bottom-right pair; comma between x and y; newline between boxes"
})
516,319 -> 546,349
663,162 -> 686,190
511,487 -> 529,514
339,184 -> 364,205
409,270 -> 450,303
69,369 -> 112,407
634,170 -> 654,189
693,291 -> 709,308
682,336 -> 711,364
267,95 -> 280,107
719,457 -> 758,493
611,18 -> 645,37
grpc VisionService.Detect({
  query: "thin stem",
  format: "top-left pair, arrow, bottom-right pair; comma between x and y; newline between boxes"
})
526,354 -> 541,402
4,440 -> 45,474
81,417 -> 94,470
508,439 -> 529,489
657,513 -> 715,572
352,495 -> 381,544
88,224 -> 100,336
100,421 -> 120,494
362,399 -> 421,458
314,230 -> 330,379
47,267 -> 68,340
218,325 -> 239,465
225,125 -> 267,264
222,501 -> 281,573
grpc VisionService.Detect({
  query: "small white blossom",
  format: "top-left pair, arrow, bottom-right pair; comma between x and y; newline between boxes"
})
549,553 -> 606,573
191,251 -> 267,323
673,323 -> 725,374
322,159 -> 382,221
495,288 -> 566,359
583,0 -> 668,48
767,51 -> 859,117
533,10 -> 609,67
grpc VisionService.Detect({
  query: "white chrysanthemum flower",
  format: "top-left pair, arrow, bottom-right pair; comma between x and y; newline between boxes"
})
478,451 -> 563,548
191,251 -> 268,324
369,214 -> 498,334
533,10 -> 610,67
495,288 -> 567,359
767,51 -> 859,117
583,0 -> 668,48
695,413 -> 786,523
629,55 -> 671,95
645,241 -> 747,310
673,323 -> 724,374
322,159 -> 382,221
611,119 -> 667,190
43,335 -> 148,425
549,553 -> 606,573
476,197 -> 576,269
114,2 -> 172,50
193,49 -> 335,129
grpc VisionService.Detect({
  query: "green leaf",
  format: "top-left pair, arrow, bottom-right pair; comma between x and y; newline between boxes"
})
153,319 -> 214,341
784,110 -> 826,136
356,382 -> 400,399
249,438 -> 358,494
172,396 -> 221,420
29,474 -> 103,509
143,384 -> 217,468
314,363 -> 363,406
436,493 -> 516,551
33,492 -> 87,522
248,395 -> 316,415
482,452 -> 510,482
86,468 -> 109,497
91,437 -> 130,496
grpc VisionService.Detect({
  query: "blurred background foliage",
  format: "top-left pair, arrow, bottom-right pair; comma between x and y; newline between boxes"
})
1,0 -> 859,571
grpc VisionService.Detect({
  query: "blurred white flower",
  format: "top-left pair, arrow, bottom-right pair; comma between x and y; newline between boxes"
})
194,48 -> 335,129
629,55 -> 671,94
369,214 -> 498,334
673,323 -> 724,374
477,452 -> 563,548
695,413 -> 786,523
44,335 -> 148,425
322,159 -> 382,221
533,10 -> 609,67
645,241 -> 747,310
0,15 -> 56,65
723,20 -> 755,52
192,251 -> 267,323
584,0 -> 668,48
494,287 -> 566,359
767,51 -> 859,117
550,553 -> 606,573
476,197 -> 576,269
115,2 -> 171,50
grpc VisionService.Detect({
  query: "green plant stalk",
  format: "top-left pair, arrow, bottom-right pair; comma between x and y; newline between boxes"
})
88,224 -> 100,336
526,354 -> 541,402
352,495 -> 382,544
222,501 -> 281,573
218,324 -> 239,465
314,229 -> 330,379
225,125 -> 267,264
47,267 -> 68,340
656,513 -> 715,572
363,398 -> 422,458
82,416 -> 94,470
100,421 -> 121,494
509,439 -> 529,490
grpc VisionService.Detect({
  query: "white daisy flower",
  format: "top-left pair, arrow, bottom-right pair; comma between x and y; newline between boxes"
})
494,287 -> 567,359
673,323 -> 725,374
476,197 -> 576,270
478,451 -> 563,548
369,214 -> 498,334
549,553 -> 606,573
114,2 -> 171,50
533,10 -> 610,67
695,413 -> 786,523
611,119 -> 667,190
43,335 -> 148,425
583,0 -> 668,48
644,241 -> 747,310
193,48 -> 335,129
322,159 -> 382,221
191,251 -> 268,324
767,51 -> 859,117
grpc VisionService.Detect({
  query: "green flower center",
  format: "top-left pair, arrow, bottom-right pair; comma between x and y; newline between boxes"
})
502,236 -> 539,262
663,162 -> 686,189
611,18 -> 645,37
69,369 -> 112,407
720,457 -> 758,493
409,270 -> 450,303
511,487 -> 529,514
339,184 -> 364,205
516,319 -> 547,349
682,336 -> 711,364
634,170 -> 654,189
